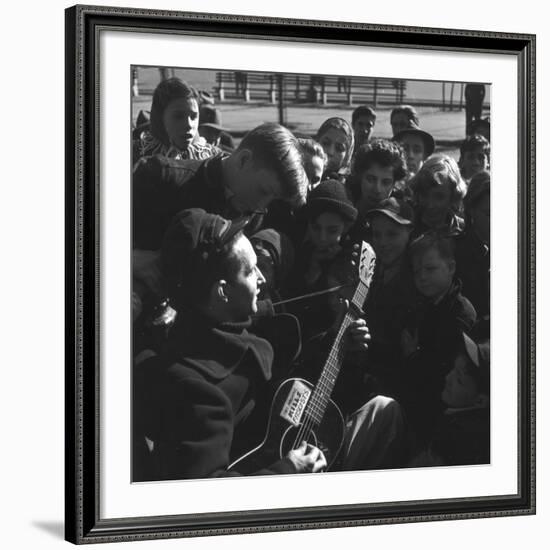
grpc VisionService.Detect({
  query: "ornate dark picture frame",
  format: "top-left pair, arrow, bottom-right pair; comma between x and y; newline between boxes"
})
65,4 -> 536,544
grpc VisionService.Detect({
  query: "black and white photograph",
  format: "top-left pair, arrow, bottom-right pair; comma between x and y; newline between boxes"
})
61,5 -> 536,544
131,66 -> 492,482
1,0 -> 544,547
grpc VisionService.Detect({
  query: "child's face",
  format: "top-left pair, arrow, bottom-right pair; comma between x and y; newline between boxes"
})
252,242 -> 276,297
418,181 -> 453,228
413,248 -> 455,300
470,194 -> 490,245
162,97 -> 200,150
308,212 -> 347,259
353,114 -> 376,148
461,147 -> 489,179
441,352 -> 480,408
359,163 -> 395,207
400,134 -> 426,175
319,128 -> 349,173
306,154 -> 325,191
371,215 -> 411,267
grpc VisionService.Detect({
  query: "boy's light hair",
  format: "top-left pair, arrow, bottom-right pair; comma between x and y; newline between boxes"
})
238,123 -> 309,207
411,154 -> 467,212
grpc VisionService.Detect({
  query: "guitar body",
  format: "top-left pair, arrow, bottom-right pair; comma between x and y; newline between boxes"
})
229,242 -> 376,476
229,378 -> 345,474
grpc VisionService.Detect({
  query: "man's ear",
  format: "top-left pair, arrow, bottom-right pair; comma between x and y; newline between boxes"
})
235,148 -> 253,171
211,279 -> 229,304
449,259 -> 456,276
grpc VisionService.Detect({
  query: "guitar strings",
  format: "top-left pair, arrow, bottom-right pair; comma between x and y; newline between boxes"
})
291,282 -> 368,454
293,282 -> 368,450
292,310 -> 354,452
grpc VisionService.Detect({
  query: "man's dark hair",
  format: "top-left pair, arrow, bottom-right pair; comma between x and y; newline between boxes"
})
150,77 -> 199,145
349,139 -> 407,201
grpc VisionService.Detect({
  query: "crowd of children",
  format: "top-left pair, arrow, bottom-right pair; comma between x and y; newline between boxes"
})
132,76 -> 491,472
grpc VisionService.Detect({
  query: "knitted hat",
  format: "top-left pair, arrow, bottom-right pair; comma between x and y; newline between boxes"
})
367,197 -> 414,226
306,179 -> 358,223
161,208 -> 249,304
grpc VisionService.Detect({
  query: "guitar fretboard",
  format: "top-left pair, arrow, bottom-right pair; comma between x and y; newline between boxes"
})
303,281 -> 369,426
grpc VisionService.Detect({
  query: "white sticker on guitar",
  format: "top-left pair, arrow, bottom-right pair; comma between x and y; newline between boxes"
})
280,380 -> 311,426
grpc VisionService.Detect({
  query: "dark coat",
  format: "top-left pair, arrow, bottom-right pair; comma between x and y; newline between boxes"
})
454,231 -> 490,319
364,261 -> 418,394
398,280 -> 477,443
430,405 -> 490,465
133,154 -> 262,250
134,311 -> 300,481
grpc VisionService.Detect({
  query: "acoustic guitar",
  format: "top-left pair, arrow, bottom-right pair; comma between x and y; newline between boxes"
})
229,241 -> 376,473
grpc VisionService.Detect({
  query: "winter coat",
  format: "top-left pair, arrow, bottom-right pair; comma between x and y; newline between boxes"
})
133,311 -> 300,481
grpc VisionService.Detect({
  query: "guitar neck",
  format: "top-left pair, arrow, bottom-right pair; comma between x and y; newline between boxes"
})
304,281 -> 369,425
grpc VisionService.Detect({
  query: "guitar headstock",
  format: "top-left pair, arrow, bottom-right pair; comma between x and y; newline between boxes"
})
358,241 -> 376,290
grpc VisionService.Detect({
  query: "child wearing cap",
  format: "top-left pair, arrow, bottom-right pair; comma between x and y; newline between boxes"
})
410,332 -> 490,466
315,117 -> 355,183
454,170 -> 490,320
361,198 -> 417,394
393,123 -> 435,178
286,180 -> 358,340
410,154 -> 467,237
398,232 -> 477,445
459,134 -> 490,182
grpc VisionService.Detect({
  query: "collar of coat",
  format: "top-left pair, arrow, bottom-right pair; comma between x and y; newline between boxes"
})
165,311 -> 274,381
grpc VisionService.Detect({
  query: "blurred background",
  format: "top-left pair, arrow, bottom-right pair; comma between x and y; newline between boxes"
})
131,66 -> 491,160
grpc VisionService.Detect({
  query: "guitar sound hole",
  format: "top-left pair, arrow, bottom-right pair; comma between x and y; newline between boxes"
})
279,425 -> 320,458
